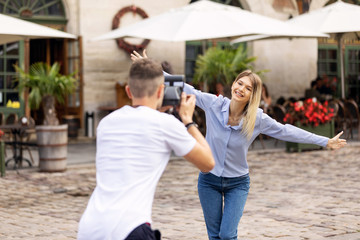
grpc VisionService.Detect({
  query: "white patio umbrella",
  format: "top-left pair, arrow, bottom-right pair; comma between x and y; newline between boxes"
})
0,13 -> 76,45
232,0 -> 360,98
92,0 -> 327,42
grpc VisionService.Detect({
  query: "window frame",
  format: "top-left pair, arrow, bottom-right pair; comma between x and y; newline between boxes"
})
0,0 -> 67,25
345,45 -> 360,104
0,41 -> 25,117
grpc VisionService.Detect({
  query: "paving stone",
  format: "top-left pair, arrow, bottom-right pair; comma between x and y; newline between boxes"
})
1,142 -> 360,239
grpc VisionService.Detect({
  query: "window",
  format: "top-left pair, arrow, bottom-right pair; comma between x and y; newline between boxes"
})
317,45 -> 340,97
345,47 -> 360,103
189,0 -> 243,8
185,42 -> 204,84
318,43 -> 360,100
326,0 -> 360,6
318,46 -> 338,78
0,42 -> 21,108
0,0 -> 66,23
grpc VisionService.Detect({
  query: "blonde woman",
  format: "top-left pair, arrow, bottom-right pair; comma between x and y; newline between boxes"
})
131,50 -> 346,240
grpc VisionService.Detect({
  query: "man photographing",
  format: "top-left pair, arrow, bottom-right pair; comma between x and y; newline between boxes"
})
77,58 -> 215,240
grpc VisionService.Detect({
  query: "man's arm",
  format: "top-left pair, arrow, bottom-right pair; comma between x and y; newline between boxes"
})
179,92 -> 215,172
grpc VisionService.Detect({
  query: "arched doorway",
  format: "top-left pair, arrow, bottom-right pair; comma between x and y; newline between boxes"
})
0,0 -> 83,126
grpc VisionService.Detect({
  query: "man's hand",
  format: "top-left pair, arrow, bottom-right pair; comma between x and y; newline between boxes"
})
327,131 -> 347,150
179,92 -> 195,125
130,50 -> 148,62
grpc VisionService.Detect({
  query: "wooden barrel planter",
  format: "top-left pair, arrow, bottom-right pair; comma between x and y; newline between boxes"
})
36,124 -> 68,172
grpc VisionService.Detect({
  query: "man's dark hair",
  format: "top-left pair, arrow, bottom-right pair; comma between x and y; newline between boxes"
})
161,60 -> 173,74
311,80 -> 317,88
129,59 -> 164,98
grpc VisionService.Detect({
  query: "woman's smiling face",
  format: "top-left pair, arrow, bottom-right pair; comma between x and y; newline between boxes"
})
231,76 -> 253,104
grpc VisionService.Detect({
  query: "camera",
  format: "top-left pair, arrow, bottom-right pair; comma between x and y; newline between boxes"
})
162,75 -> 185,107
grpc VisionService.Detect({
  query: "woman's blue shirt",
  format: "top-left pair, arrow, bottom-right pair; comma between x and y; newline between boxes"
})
184,83 -> 329,177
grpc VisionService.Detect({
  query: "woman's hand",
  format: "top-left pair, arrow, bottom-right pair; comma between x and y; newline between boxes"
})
130,49 -> 148,62
326,131 -> 347,150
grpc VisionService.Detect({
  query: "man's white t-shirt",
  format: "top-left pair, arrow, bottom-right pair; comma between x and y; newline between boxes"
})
77,106 -> 196,240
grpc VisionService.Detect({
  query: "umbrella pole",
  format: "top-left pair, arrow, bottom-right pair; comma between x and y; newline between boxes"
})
338,34 -> 345,99
24,38 -> 30,118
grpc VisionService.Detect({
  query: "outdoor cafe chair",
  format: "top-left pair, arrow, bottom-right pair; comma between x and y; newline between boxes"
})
271,104 -> 286,147
18,116 -> 36,164
4,113 -> 18,140
344,99 -> 360,140
333,99 -> 350,139
0,112 -> 4,125
3,115 -> 34,169
328,100 -> 339,117
3,113 -> 18,157
5,113 -> 18,125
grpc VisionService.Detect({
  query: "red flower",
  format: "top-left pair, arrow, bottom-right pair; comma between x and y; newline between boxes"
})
283,99 -> 334,127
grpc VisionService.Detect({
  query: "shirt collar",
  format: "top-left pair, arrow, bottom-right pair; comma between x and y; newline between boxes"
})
222,98 -> 243,130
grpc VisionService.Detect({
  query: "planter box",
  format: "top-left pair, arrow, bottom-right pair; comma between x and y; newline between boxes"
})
286,120 -> 334,152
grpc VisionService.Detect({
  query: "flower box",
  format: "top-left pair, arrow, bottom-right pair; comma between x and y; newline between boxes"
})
286,120 -> 335,152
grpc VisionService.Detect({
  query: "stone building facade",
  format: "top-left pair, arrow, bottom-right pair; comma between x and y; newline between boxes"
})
72,0 -> 328,128
1,0 -> 359,133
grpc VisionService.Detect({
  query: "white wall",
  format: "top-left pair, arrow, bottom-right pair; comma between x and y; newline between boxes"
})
251,38 -> 318,100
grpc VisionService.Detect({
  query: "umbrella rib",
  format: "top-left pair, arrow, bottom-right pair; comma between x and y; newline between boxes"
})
29,0 -> 39,10
33,0 -> 58,14
10,1 -> 21,9
5,4 -> 19,12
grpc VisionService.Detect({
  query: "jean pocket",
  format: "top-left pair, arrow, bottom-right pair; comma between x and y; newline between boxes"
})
199,171 -> 211,175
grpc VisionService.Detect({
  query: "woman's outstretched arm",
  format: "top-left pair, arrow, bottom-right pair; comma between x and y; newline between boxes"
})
259,111 -> 347,150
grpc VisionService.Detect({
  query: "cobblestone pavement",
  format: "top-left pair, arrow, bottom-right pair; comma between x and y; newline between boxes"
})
0,143 -> 359,240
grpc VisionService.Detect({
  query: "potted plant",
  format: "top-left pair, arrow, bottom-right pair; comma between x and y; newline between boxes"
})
284,98 -> 335,152
193,44 -> 265,96
15,62 -> 77,172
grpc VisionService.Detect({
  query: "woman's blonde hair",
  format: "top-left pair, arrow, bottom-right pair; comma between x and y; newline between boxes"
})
233,70 -> 262,140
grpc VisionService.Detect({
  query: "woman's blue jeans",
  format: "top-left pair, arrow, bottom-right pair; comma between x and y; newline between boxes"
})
198,172 -> 250,240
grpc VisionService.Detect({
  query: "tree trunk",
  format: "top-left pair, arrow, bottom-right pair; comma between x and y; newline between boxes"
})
42,95 -> 59,125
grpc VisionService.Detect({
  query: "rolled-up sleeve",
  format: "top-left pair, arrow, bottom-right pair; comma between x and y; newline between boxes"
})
260,112 -> 329,147
183,83 -> 217,111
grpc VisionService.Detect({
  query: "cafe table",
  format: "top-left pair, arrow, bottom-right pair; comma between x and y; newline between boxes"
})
1,123 -> 35,169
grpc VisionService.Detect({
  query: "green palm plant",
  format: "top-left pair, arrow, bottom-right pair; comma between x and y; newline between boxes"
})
193,44 -> 263,87
15,62 -> 77,126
